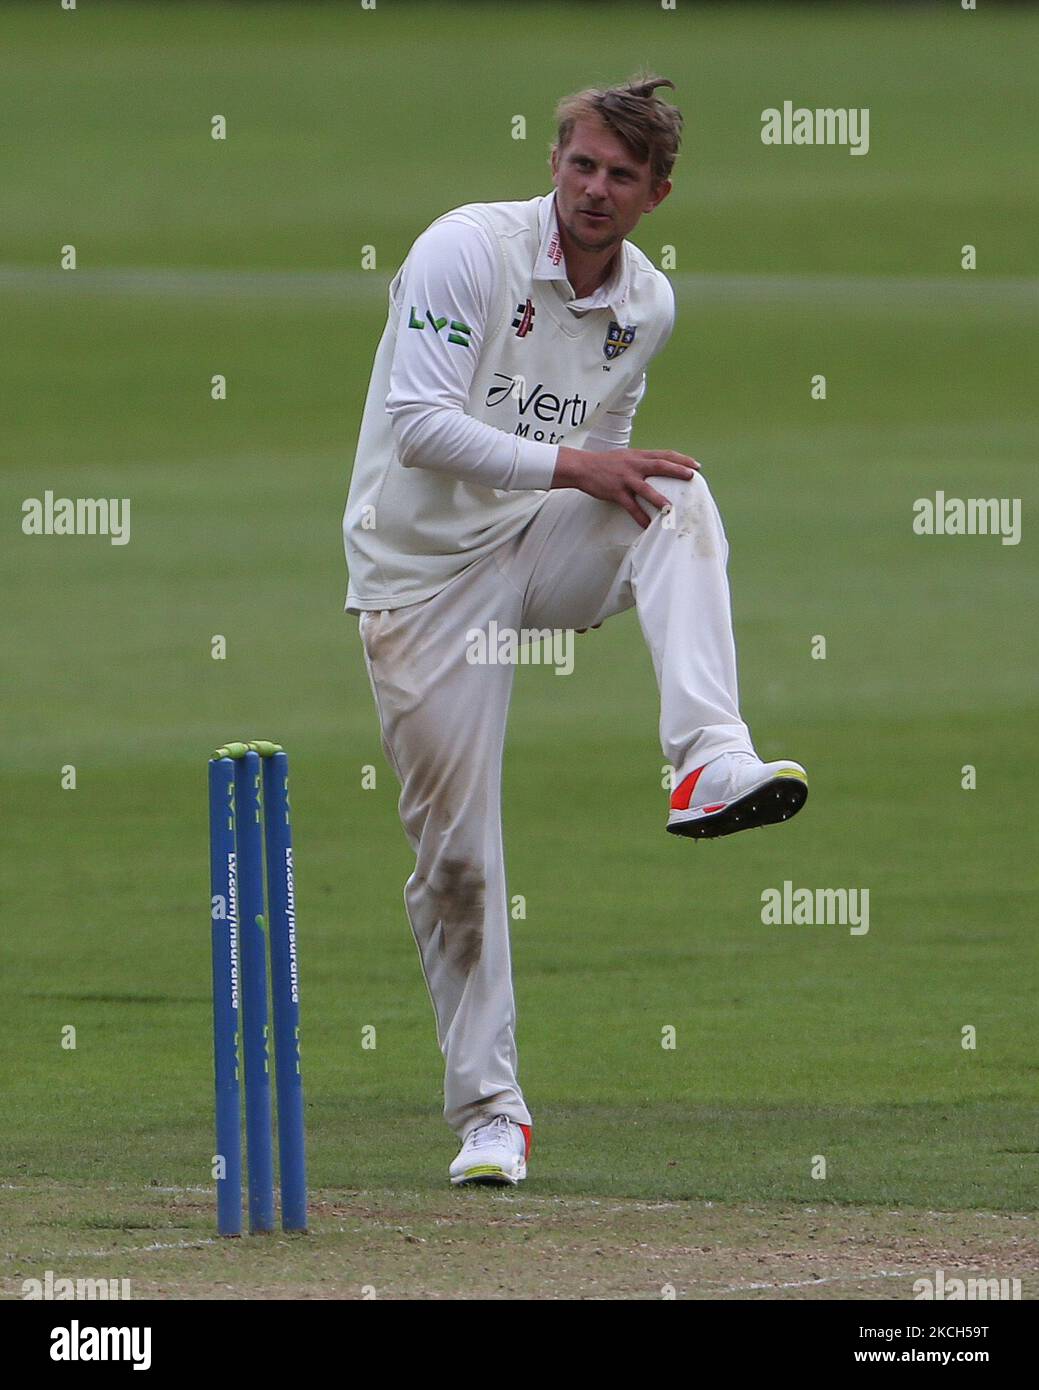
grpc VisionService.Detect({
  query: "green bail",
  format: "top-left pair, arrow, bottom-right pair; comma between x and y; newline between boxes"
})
211,741 -> 251,761
248,740 -> 284,758
211,738 -> 283,760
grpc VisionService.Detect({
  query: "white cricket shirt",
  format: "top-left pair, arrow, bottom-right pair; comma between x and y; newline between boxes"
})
343,190 -> 675,610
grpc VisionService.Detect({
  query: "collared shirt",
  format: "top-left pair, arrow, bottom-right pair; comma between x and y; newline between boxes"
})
533,191 -> 631,320
382,191 -> 656,494
343,189 -> 675,608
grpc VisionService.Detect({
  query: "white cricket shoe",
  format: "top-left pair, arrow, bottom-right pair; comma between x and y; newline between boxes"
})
449,1115 -> 530,1187
667,751 -> 808,839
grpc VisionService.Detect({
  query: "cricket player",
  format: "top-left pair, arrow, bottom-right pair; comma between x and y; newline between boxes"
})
343,74 -> 807,1186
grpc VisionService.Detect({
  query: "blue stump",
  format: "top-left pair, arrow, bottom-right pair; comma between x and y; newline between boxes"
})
208,757 -> 242,1237
234,750 -> 275,1234
263,751 -> 308,1232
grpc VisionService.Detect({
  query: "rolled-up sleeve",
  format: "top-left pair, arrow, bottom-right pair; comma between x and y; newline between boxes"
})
386,217 -> 559,491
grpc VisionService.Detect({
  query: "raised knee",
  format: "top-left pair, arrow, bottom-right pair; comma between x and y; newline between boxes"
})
646,474 -> 726,554
648,472 -> 714,509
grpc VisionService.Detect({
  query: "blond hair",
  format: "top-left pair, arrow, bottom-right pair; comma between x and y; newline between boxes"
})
552,72 -> 683,187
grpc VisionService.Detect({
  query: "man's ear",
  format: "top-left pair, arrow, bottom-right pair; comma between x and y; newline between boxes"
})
645,178 -> 672,214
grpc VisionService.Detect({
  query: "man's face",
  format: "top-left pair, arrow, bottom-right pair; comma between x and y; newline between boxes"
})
550,116 -> 671,254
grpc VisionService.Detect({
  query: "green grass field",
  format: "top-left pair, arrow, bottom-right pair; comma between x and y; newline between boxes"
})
1,1 -> 1036,1300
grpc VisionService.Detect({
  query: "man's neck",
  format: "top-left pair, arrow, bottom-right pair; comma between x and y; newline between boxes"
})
556,221 -> 618,301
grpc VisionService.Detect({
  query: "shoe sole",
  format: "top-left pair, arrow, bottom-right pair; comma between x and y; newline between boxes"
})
450,1163 -> 526,1187
667,771 -> 808,839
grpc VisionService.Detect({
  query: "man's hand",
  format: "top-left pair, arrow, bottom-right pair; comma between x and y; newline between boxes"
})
552,446 -> 700,530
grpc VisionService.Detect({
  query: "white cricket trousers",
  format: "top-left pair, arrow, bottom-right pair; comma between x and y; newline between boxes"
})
357,474 -> 754,1139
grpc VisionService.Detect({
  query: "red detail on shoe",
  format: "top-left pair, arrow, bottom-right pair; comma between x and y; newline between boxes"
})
519,1124 -> 532,1160
670,764 -> 706,811
702,803 -> 726,814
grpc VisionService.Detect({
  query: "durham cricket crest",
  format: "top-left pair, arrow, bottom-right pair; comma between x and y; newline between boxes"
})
603,320 -> 637,361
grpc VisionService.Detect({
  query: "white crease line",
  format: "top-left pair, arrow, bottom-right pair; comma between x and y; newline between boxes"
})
138,1239 -> 219,1252
61,1239 -> 219,1259
715,1269 -> 915,1294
